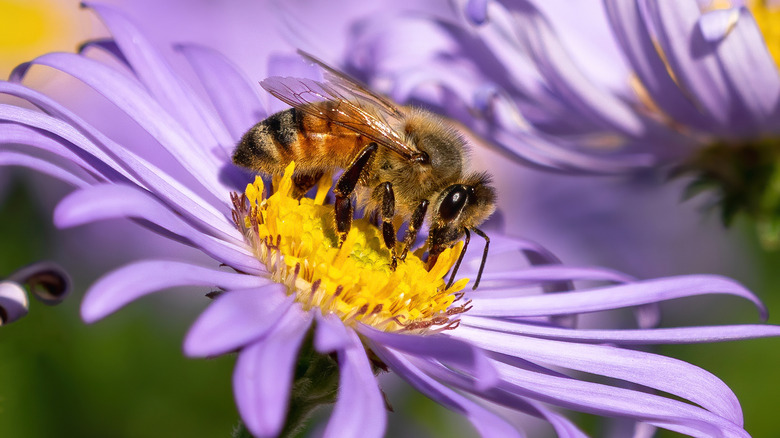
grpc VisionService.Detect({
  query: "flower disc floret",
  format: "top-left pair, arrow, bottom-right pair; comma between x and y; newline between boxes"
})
231,162 -> 470,333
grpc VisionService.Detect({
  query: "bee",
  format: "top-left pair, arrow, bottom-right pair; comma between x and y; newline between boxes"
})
233,51 -> 496,289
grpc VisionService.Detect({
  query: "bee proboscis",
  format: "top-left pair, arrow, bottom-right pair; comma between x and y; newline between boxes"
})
233,51 -> 496,288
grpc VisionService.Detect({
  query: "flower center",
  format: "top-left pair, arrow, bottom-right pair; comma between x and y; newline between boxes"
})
674,138 -> 780,247
230,162 -> 471,333
748,1 -> 780,70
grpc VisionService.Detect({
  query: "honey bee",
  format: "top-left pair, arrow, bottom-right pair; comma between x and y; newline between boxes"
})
233,51 -> 496,289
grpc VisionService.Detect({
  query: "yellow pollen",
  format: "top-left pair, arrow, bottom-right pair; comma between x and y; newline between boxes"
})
231,162 -> 471,333
748,1 -> 780,70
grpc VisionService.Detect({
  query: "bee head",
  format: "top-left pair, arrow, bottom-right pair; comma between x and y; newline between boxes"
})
427,172 -> 496,258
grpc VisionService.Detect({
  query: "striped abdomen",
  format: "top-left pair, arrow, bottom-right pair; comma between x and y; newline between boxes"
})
233,103 -> 374,176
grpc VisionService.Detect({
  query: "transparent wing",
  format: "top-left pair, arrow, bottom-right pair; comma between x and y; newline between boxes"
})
260,61 -> 420,160
297,50 -> 403,118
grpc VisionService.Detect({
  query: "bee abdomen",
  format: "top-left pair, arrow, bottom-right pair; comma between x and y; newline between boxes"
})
233,108 -> 305,173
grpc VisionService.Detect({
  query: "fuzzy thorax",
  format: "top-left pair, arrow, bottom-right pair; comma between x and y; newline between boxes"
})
231,163 -> 471,333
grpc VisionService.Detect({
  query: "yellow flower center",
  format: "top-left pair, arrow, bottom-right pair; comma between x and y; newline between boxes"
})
230,162 -> 470,333
0,0 -> 91,79
748,1 -> 780,69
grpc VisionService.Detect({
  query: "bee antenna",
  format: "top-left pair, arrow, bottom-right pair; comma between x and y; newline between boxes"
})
446,229 -> 470,289
471,228 -> 490,290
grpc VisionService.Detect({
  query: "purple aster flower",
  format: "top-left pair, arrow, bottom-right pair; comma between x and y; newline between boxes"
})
3,3 -> 780,437
342,0 -> 780,246
0,261 -> 70,325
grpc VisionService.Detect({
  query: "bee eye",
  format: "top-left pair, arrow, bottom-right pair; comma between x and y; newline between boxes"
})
439,185 -> 470,222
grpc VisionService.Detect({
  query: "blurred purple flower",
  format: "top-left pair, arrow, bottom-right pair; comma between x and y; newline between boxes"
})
3,3 -> 780,438
342,0 -> 780,244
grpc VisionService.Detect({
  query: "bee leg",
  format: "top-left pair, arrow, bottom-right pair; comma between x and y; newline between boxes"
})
291,171 -> 324,199
399,199 -> 429,261
379,182 -> 398,270
334,142 -> 379,245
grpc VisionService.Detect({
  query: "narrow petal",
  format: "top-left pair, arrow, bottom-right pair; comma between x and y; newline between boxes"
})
646,0 -> 731,124
233,304 -> 312,438
0,150 -> 94,189
603,0 -> 712,129
81,261 -> 271,323
699,8 -> 740,42
0,82 -> 243,244
53,184 -> 260,272
491,360 -> 747,438
370,344 -> 522,438
358,324 -> 498,390
468,275 -> 766,319
184,286 -> 292,357
84,3 -> 235,149
11,53 -> 229,199
474,265 -> 633,288
175,44 -> 267,142
0,100 -> 134,183
314,311 -> 351,353
460,315 -> 780,344
323,329 -> 386,438
452,325 -> 743,424
714,8 -> 780,128
465,0 -> 488,24
509,3 -> 646,136
412,358 -> 586,438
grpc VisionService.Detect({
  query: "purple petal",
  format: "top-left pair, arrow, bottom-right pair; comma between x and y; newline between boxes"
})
0,82 -> 243,244
491,360 -> 747,437
0,99 -> 134,183
184,286 -> 292,357
11,52 -> 229,199
645,0 -> 731,125
699,8 -> 740,42
474,265 -> 633,288
481,127 -> 655,174
358,324 -> 498,390
323,329 -> 386,438
460,315 -> 780,344
233,304 -> 312,437
81,260 -> 271,323
452,325 -> 743,424
510,3 -> 646,137
465,0 -> 489,24
314,311 -> 351,353
603,0 -> 712,129
83,3 -> 234,149
0,282 -> 29,324
714,8 -> 780,127
53,184 -> 260,273
468,275 -> 767,319
412,358 -> 587,438
371,345 -> 522,438
0,150 -> 94,189
175,44 -> 267,143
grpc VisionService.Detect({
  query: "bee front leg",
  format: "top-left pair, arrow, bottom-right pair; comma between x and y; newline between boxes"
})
333,142 -> 379,245
379,182 -> 398,270
399,199 -> 429,261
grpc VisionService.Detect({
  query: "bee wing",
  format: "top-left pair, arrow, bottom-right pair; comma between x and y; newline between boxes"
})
296,50 -> 403,118
260,74 -> 420,160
